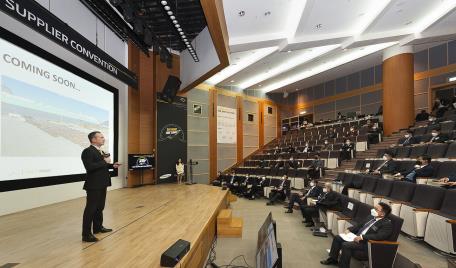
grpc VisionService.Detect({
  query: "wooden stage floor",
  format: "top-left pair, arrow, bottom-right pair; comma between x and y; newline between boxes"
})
0,184 -> 228,267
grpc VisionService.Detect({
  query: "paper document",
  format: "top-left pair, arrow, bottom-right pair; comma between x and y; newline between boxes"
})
339,232 -> 357,242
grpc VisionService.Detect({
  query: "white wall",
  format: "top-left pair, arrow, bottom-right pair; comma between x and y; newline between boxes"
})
0,0 -> 129,216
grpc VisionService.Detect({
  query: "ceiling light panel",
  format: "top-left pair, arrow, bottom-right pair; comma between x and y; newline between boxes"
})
261,42 -> 397,93
205,46 -> 278,85
238,44 -> 339,89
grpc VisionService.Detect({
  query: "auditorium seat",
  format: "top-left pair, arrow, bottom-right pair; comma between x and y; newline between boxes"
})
330,196 -> 359,236
440,121 -> 455,133
380,181 -> 417,216
354,160 -> 364,171
342,201 -> 372,231
350,175 -> 377,202
445,142 -> 456,158
413,127 -> 427,136
365,179 -> 394,206
396,146 -> 411,158
399,185 -> 446,238
409,145 -> 428,158
426,143 -> 448,158
424,189 -> 456,254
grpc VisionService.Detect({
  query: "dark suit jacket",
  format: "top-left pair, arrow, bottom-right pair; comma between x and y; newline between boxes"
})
348,217 -> 393,242
316,191 -> 341,211
81,145 -> 113,190
415,164 -> 434,177
305,185 -> 323,198
378,160 -> 398,174
402,136 -> 418,146
449,175 -> 456,182
430,134 -> 449,143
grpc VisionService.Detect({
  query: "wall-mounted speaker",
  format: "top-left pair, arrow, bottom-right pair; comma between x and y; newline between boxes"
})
161,75 -> 181,103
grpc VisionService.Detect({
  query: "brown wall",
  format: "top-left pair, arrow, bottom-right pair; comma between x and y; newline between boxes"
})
127,43 -> 180,187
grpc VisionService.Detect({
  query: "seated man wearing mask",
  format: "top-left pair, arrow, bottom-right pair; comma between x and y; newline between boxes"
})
321,202 -> 393,268
266,175 -> 290,206
398,130 -> 418,146
301,183 -> 341,227
284,179 -> 322,213
340,139 -> 354,161
428,129 -> 448,143
371,152 -> 398,176
395,155 -> 434,183
308,155 -> 324,180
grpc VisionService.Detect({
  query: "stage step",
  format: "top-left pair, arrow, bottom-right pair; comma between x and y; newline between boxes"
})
228,192 -> 238,202
217,209 -> 243,238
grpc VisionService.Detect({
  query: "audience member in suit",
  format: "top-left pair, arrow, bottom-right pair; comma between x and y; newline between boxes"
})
308,155 -> 324,179
258,159 -> 266,168
438,174 -> 456,188
211,171 -> 224,186
399,130 -> 418,146
337,112 -> 344,120
301,183 -> 341,227
327,127 -> 337,139
273,146 -> 280,155
371,152 -> 398,176
244,176 -> 263,200
274,156 -> 284,169
396,155 -> 434,183
365,119 -> 381,144
287,144 -> 295,153
81,131 -> 121,242
284,180 -> 322,213
237,174 -> 250,196
340,139 -> 354,161
226,171 -> 239,192
344,127 -> 358,139
321,140 -> 332,150
266,175 -> 291,206
428,129 -> 448,143
415,109 -> 430,122
321,202 -> 393,268
285,156 -> 296,170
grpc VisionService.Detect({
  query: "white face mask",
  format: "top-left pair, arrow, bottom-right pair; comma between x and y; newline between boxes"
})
323,188 -> 328,193
350,128 -> 354,131
310,182 -> 315,187
324,141 -> 328,144
371,209 -> 379,217
432,132 -> 438,137
404,134 -> 410,138
346,141 -> 350,144
383,156 -> 388,160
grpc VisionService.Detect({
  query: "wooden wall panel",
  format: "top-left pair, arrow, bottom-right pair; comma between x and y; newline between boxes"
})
209,88 -> 218,181
258,101 -> 264,147
236,96 -> 243,163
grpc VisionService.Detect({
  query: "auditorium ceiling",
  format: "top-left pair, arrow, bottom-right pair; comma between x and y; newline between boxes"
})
208,0 -> 456,93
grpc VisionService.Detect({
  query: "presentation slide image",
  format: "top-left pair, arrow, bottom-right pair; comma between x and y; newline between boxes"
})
1,75 -> 110,157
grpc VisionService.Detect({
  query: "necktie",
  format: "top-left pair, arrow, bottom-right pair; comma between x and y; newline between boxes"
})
356,218 -> 376,235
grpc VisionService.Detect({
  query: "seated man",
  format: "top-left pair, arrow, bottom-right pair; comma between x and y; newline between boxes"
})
365,120 -> 381,144
244,176 -> 265,200
321,140 -> 332,150
266,175 -> 290,206
226,171 -> 239,193
398,130 -> 418,146
415,109 -> 429,122
302,142 -> 312,152
301,183 -> 341,227
340,139 -> 354,161
371,152 -> 398,176
284,180 -> 322,213
285,156 -> 296,170
395,155 -> 434,183
237,174 -> 250,196
308,155 -> 324,180
428,129 -> 448,143
321,202 -> 393,268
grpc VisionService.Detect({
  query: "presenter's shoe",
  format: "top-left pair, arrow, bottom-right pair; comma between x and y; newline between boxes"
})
320,258 -> 338,265
82,234 -> 99,243
94,227 -> 113,234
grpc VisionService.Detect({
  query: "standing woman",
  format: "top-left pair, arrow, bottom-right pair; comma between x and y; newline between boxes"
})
176,158 -> 185,184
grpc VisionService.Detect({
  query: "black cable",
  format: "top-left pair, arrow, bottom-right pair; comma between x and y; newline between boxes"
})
217,255 -> 252,268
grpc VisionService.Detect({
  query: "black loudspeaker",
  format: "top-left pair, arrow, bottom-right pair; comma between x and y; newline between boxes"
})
161,75 -> 181,103
160,239 -> 190,267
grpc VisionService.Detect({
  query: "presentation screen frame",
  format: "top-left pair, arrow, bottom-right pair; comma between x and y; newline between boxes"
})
0,26 -> 119,192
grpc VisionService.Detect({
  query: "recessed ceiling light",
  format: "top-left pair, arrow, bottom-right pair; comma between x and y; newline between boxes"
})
177,28 -> 182,32
238,10 -> 245,16
182,35 -> 186,38
175,24 -> 180,28
287,50 -> 292,53
170,15 -> 175,20
172,20 -> 177,24
230,80 -> 235,83
167,11 -> 173,15
179,32 -> 184,35
164,6 -> 170,11
161,1 -> 167,5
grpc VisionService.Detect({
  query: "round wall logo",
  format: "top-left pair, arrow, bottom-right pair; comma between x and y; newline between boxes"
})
159,124 -> 186,142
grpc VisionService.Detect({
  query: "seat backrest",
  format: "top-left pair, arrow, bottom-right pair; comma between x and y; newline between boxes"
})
439,189 -> 456,216
396,147 -> 411,158
353,202 -> 372,223
376,149 -> 387,158
440,121 -> 455,133
354,160 -> 364,170
426,143 -> 448,158
361,175 -> 378,192
341,197 -> 359,219
436,161 -> 456,178
413,127 -> 427,135
374,179 -> 394,196
398,161 -> 415,173
445,142 -> 456,158
386,214 -> 404,242
389,181 -> 416,201
409,145 -> 428,158
410,184 -> 446,209
342,173 -> 355,186
351,174 -> 364,189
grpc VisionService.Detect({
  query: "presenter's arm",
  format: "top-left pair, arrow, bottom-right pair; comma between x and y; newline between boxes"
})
81,149 -> 109,172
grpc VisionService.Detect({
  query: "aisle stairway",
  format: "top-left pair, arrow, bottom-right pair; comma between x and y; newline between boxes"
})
323,131 -> 405,179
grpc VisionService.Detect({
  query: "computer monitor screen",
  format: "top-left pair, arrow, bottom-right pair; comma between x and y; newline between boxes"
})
128,154 -> 155,170
256,213 -> 278,268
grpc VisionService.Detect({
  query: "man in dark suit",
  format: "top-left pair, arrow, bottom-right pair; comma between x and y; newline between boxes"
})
226,171 -> 239,193
284,180 -> 322,213
321,202 -> 393,268
371,152 -> 398,176
428,129 -> 448,143
398,155 -> 434,183
340,139 -> 354,161
81,131 -> 121,242
399,130 -> 418,146
266,175 -> 290,205
308,155 -> 324,179
301,183 -> 341,227
285,156 -> 296,170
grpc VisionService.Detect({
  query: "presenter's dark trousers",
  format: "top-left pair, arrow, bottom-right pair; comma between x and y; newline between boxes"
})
82,188 -> 107,236
328,235 -> 367,268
